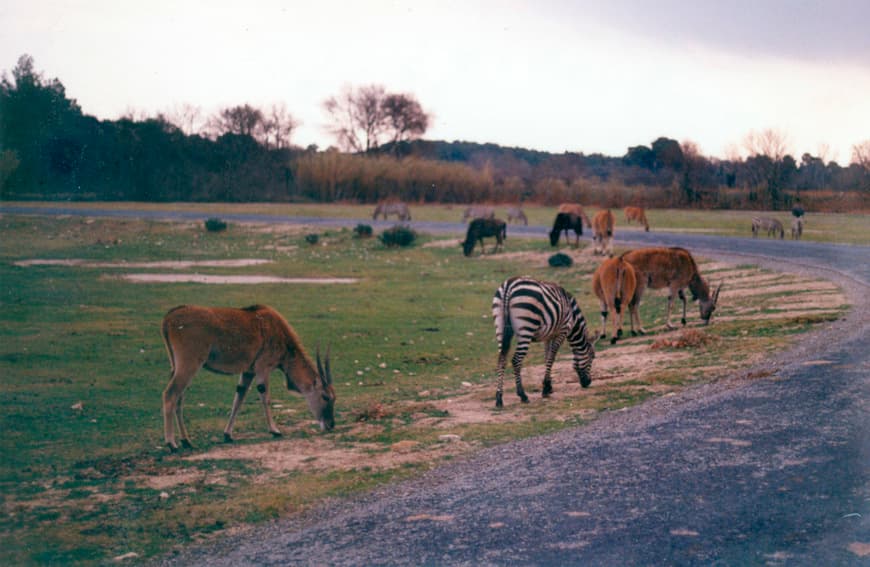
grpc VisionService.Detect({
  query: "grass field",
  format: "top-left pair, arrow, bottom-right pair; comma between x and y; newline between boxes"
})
0,207 -> 855,564
8,201 -> 870,244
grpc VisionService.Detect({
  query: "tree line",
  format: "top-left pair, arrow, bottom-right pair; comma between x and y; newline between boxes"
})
1,55 -> 868,210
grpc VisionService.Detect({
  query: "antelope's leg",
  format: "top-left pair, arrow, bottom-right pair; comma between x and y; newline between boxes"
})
511,336 -> 531,403
255,374 -> 282,437
665,292 -> 677,330
224,371 -> 254,442
678,289 -> 688,326
613,300 -> 625,344
630,286 -> 647,335
162,362 -> 198,451
175,392 -> 193,449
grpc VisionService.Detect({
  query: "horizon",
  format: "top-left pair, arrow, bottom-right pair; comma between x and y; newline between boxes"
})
2,1 -> 869,162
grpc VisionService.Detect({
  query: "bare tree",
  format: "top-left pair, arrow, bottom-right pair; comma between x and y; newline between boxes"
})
323,84 -> 386,152
207,104 -> 264,138
743,128 -> 791,161
742,128 -> 794,208
382,93 -> 430,149
259,103 -> 299,149
852,140 -> 870,171
165,103 -> 206,136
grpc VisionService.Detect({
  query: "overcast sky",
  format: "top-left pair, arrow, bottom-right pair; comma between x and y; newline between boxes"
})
2,0 -> 869,161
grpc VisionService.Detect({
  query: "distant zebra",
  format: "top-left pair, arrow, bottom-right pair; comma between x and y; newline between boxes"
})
751,216 -> 784,239
492,277 -> 595,408
506,205 -> 528,225
791,216 -> 804,240
372,202 -> 411,221
462,205 -> 495,222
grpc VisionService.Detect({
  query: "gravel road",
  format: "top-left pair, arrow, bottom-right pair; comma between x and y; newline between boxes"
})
3,205 -> 868,565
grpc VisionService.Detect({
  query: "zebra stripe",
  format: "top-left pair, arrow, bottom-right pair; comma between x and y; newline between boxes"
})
492,276 -> 595,408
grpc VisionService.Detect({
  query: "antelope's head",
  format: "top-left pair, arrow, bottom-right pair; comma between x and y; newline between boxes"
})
313,346 -> 336,431
700,282 -> 723,325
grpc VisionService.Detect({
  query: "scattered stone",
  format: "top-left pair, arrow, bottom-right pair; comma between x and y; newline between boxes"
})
71,402 -> 83,411
438,434 -> 461,442
112,552 -> 140,562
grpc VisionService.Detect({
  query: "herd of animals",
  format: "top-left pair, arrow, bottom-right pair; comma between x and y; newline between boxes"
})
160,201 -> 804,451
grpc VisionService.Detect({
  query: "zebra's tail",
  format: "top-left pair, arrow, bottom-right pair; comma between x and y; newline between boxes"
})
493,285 -> 514,356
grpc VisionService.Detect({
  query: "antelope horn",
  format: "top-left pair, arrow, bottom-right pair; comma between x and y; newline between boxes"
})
713,282 -> 723,303
316,345 -> 326,383
324,344 -> 333,386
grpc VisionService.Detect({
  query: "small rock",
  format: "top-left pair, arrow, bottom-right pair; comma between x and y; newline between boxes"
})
438,434 -> 462,442
112,552 -> 139,562
461,381 -> 473,388
159,491 -> 170,500
71,402 -> 83,411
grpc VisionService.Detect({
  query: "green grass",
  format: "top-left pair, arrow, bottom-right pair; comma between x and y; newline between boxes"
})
0,210 -> 855,564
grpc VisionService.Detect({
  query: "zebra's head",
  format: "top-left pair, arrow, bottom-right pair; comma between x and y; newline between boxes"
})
575,334 -> 595,388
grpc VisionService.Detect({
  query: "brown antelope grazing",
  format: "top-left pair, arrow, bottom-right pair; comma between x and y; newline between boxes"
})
463,217 -> 506,256
621,247 -> 722,333
372,201 -> 411,221
506,205 -> 528,225
549,213 -> 583,247
492,277 -> 594,407
624,206 -> 650,231
461,205 -> 495,222
592,209 -> 615,256
160,305 -> 336,452
751,216 -> 784,239
557,203 -> 591,228
592,256 -> 638,344
791,216 -> 804,240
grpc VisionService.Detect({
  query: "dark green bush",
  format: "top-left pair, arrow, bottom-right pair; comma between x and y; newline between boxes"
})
204,218 -> 227,232
379,225 -> 417,248
354,223 -> 373,238
304,233 -> 319,245
548,252 -> 573,267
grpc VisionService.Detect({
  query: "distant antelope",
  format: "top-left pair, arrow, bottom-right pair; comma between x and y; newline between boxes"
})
751,216 -> 784,239
557,203 -> 591,228
592,209 -> 615,256
462,217 -> 506,256
492,277 -> 595,407
506,205 -> 528,225
624,206 -> 650,231
592,256 -> 638,344
461,205 -> 495,222
621,247 -> 721,333
160,305 -> 336,452
372,201 -> 411,221
549,213 -> 583,247
791,216 -> 804,240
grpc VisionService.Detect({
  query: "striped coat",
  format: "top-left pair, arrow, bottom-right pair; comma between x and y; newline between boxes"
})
491,277 -> 595,407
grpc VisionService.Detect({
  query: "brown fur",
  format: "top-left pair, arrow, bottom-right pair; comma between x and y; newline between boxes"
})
620,247 -> 721,333
592,209 -> 615,256
557,203 -> 591,228
161,305 -> 336,451
592,257 -> 638,344
624,206 -> 649,231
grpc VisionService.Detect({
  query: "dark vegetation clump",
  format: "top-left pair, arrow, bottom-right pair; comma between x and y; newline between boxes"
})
380,225 -> 417,248
548,253 -> 573,267
354,223 -> 373,238
304,233 -> 319,245
204,218 -> 227,232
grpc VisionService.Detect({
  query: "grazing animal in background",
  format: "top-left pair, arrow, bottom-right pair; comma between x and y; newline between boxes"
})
751,216 -> 784,239
160,305 -> 336,452
506,205 -> 528,225
592,256 -> 638,344
557,203 -> 591,228
592,209 -> 615,256
624,206 -> 650,231
462,217 -> 506,256
549,213 -> 583,247
372,201 -> 411,221
492,277 -> 595,408
461,205 -> 495,222
621,247 -> 722,333
791,216 -> 804,240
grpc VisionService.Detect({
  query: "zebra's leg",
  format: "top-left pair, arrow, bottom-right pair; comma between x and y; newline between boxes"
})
511,338 -> 531,403
542,336 -> 565,397
496,350 -> 508,408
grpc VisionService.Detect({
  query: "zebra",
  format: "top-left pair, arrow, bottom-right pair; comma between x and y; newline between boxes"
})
791,216 -> 804,240
751,216 -> 784,239
491,277 -> 595,408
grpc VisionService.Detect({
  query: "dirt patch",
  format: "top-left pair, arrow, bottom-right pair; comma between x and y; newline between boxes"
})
111,274 -> 359,285
15,258 -> 272,268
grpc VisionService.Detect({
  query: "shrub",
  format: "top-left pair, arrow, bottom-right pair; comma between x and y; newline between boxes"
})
304,233 -> 319,245
548,253 -> 573,267
204,218 -> 227,232
380,225 -> 417,248
354,223 -> 373,238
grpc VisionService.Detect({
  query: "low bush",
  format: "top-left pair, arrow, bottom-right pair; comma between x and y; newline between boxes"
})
548,252 -> 573,267
304,233 -> 319,245
380,225 -> 417,248
354,223 -> 373,238
204,218 -> 227,232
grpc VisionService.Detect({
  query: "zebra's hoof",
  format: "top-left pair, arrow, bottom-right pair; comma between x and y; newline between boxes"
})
495,393 -> 503,408
542,383 -> 553,397
519,393 -> 530,403
223,433 -> 234,443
